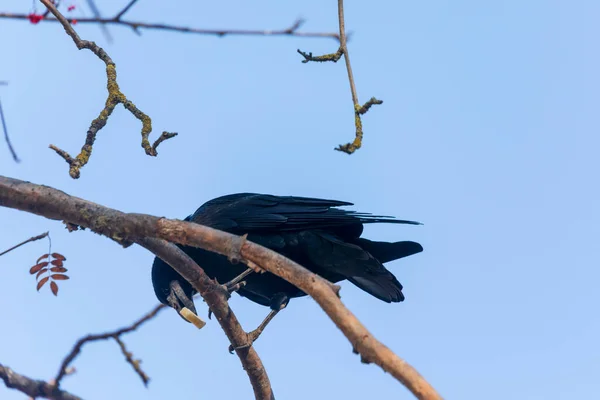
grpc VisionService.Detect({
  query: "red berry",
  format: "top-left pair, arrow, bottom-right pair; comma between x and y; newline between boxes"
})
28,13 -> 44,24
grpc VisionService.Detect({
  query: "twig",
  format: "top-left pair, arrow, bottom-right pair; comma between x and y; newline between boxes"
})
115,0 -> 140,20
298,0 -> 383,154
0,12 -> 340,40
39,0 -> 177,179
0,175 -> 442,400
0,94 -> 19,162
84,0 -> 113,43
0,231 -> 48,257
54,303 -> 165,387
114,337 -> 150,386
0,363 -> 82,400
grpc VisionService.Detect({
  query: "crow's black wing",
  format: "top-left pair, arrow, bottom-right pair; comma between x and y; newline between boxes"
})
299,231 -> 406,302
186,193 -> 420,235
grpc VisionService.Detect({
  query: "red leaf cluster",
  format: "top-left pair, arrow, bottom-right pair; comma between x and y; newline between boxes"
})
30,253 -> 69,296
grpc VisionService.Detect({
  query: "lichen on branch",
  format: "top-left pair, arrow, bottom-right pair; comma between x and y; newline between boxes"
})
298,0 -> 383,154
39,0 -> 177,179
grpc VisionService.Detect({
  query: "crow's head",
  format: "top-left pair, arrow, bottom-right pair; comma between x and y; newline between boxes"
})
151,257 -> 197,321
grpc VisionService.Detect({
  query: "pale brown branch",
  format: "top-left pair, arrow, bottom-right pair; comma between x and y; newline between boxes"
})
0,363 -> 81,400
39,0 -> 176,179
0,12 -> 339,40
0,231 -> 48,257
0,175 -> 442,400
138,238 -> 274,400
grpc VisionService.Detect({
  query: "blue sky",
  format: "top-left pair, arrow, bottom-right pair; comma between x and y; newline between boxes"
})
1,1 -> 599,399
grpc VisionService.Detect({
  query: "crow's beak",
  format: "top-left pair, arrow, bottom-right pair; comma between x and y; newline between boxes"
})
166,280 -> 198,320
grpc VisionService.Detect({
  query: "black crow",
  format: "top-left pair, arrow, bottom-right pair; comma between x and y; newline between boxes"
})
152,193 -> 423,349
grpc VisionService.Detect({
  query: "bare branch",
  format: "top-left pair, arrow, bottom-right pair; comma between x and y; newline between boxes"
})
114,336 -> 150,386
0,12 -> 339,40
298,1 -> 382,154
39,0 -> 176,179
0,94 -> 19,162
0,231 -> 48,257
0,363 -> 81,400
54,303 -> 165,387
84,0 -> 113,43
0,175 -> 442,400
138,238 -> 274,400
114,0 -> 140,20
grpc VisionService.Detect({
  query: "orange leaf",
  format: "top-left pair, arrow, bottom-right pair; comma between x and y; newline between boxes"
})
50,266 -> 68,273
37,254 -> 50,264
51,253 -> 66,261
50,281 -> 59,296
50,259 -> 63,267
37,276 -> 49,291
51,274 -> 70,281
30,262 -> 49,274
36,268 -> 48,279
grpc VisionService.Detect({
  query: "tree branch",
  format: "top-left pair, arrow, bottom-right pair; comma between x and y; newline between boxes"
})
0,175 -> 442,400
0,84 -> 20,162
0,363 -> 81,400
138,238 -> 274,400
0,12 -> 339,40
298,0 -> 382,154
39,0 -> 177,179
0,231 -> 48,257
54,303 -> 165,388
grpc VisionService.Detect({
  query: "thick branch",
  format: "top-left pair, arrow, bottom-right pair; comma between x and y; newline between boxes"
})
0,175 -> 441,400
138,238 -> 274,400
0,363 -> 81,400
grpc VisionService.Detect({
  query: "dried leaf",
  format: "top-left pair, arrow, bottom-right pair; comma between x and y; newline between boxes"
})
51,274 -> 70,281
36,268 -> 48,279
50,266 -> 68,273
37,276 -> 50,291
51,253 -> 66,261
30,262 -> 49,274
37,254 -> 50,264
50,259 -> 64,267
50,281 -> 58,296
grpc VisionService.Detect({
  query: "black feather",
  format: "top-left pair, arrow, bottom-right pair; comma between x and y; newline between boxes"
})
152,193 -> 423,313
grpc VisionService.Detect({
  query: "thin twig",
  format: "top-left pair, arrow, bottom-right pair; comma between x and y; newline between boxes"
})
84,0 -> 113,43
54,303 -> 165,387
0,95 -> 19,162
298,1 -> 383,154
333,0 -> 383,154
0,363 -> 82,400
0,12 -> 340,40
0,232 -> 48,257
39,0 -> 177,179
115,0 -> 140,20
0,175 -> 442,400
114,337 -> 150,386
